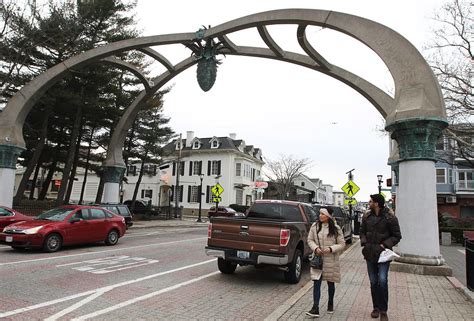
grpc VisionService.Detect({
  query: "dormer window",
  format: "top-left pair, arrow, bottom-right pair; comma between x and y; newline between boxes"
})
192,139 -> 201,149
175,141 -> 182,150
210,137 -> 219,149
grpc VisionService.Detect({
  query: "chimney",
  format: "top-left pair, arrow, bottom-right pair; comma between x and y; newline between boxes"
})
229,133 -> 236,140
186,131 -> 194,147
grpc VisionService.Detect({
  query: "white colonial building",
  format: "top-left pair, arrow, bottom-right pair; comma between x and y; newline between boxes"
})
293,174 -> 334,204
160,131 -> 265,214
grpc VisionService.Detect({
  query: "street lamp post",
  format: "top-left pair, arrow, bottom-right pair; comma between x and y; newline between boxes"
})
377,174 -> 383,194
197,174 -> 204,222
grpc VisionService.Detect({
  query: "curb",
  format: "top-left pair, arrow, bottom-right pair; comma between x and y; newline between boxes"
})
446,276 -> 474,303
264,239 -> 359,320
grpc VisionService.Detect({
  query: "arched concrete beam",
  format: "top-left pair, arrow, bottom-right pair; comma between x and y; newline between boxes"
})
101,57 -> 151,92
204,9 -> 446,124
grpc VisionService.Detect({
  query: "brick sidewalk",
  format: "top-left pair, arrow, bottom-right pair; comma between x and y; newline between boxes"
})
274,241 -> 474,321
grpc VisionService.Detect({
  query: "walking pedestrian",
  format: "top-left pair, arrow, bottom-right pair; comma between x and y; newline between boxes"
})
360,194 -> 401,321
306,208 -> 345,318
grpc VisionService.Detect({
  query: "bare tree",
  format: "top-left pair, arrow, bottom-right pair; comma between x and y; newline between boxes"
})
264,154 -> 312,200
426,0 -> 473,165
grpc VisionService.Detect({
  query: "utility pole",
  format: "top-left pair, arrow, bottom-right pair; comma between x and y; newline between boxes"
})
174,133 -> 182,219
346,168 -> 355,234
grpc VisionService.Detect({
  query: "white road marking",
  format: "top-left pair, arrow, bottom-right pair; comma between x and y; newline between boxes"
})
0,237 -> 206,266
72,271 -> 220,321
0,258 -> 216,319
71,257 -> 159,274
458,249 -> 465,255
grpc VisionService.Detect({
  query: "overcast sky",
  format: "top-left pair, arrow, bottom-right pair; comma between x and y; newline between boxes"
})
134,0 -> 447,202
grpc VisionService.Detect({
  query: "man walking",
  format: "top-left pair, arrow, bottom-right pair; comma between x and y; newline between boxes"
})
360,194 -> 401,321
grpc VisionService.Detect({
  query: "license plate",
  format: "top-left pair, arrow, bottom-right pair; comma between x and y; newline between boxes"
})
237,250 -> 249,259
5,236 -> 13,242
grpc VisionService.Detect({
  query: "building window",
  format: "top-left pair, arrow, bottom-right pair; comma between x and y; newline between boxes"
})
236,189 -> 243,205
192,161 -> 202,175
211,140 -> 218,148
301,182 -> 305,187
141,189 -> 153,199
210,160 -> 220,176
189,186 -> 200,202
436,169 -> 446,184
236,163 -> 241,176
436,136 -> 446,151
193,141 -> 200,149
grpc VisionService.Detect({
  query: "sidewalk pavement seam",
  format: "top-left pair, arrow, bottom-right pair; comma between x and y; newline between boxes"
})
264,240 -> 359,321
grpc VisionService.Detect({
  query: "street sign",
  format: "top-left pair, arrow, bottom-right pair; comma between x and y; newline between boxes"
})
255,181 -> 268,189
342,180 -> 360,197
344,198 -> 357,205
212,196 -> 222,203
211,183 -> 224,196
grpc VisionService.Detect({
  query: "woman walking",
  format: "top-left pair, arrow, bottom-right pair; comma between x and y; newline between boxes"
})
306,208 -> 345,317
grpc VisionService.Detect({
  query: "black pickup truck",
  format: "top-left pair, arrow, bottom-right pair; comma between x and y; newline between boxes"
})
205,200 -> 318,284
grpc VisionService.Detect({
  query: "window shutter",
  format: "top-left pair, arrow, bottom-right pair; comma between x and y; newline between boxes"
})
180,162 -> 185,176
172,162 -> 176,176
206,185 -> 210,203
153,165 -> 157,176
207,161 -> 211,176
188,185 -> 191,202
179,185 -> 183,202
199,161 -> 203,175
170,185 -> 174,201
189,161 -> 193,176
141,190 -> 144,198
217,161 -> 221,175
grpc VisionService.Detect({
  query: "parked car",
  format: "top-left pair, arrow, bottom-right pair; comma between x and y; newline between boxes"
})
0,206 -> 33,229
0,205 -> 126,252
96,203 -> 133,229
208,206 -> 244,218
206,200 -> 317,284
123,200 -> 159,216
311,204 -> 353,244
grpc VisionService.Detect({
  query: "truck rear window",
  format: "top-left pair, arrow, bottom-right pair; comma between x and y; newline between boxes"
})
247,203 -> 303,221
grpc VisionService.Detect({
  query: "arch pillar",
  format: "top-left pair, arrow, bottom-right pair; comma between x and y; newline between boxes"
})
0,145 -> 24,208
102,165 -> 125,203
386,118 -> 448,266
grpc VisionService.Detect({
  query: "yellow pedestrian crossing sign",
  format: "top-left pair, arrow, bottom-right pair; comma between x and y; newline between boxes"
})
212,196 -> 222,203
211,183 -> 224,196
342,180 -> 360,197
344,198 -> 357,205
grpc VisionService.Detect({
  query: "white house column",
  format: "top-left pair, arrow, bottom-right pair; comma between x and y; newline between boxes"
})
0,145 -> 24,208
102,165 -> 125,203
386,118 -> 448,266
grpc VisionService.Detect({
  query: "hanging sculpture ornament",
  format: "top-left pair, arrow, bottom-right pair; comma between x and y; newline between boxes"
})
185,26 -> 226,92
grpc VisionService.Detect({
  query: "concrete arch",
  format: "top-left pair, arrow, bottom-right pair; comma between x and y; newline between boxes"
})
0,9 -> 448,268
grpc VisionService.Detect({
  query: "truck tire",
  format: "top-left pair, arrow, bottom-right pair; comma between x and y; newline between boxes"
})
284,249 -> 302,284
217,258 -> 237,274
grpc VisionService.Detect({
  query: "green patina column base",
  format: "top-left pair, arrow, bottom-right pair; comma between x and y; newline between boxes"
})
103,165 -> 126,184
0,144 -> 25,169
386,118 -> 448,162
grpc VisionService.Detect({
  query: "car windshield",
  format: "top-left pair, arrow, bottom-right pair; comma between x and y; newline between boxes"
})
37,208 -> 74,221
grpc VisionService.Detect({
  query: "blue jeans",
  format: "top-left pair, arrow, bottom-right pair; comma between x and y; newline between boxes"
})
312,277 -> 335,308
366,261 -> 391,312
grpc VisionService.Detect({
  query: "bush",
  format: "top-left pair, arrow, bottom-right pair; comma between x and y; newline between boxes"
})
438,212 -> 474,243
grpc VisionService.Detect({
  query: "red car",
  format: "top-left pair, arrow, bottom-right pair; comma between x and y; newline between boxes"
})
0,206 -> 33,229
0,205 -> 126,252
208,206 -> 245,218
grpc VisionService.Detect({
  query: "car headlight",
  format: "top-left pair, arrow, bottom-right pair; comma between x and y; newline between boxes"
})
23,226 -> 44,234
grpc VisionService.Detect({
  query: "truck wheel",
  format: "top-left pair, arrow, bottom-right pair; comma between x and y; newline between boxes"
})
284,249 -> 302,284
217,258 -> 237,274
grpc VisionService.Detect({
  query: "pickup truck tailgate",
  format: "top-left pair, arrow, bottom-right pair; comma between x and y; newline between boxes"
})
208,218 -> 285,254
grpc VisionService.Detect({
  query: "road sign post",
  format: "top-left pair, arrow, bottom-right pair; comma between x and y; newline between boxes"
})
343,169 -> 358,235
211,183 -> 224,213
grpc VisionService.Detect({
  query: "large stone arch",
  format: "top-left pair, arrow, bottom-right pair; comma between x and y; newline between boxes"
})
0,9 -> 447,269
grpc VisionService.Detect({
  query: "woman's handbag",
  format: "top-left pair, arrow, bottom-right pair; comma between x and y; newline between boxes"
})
310,254 -> 324,269
310,224 -> 324,269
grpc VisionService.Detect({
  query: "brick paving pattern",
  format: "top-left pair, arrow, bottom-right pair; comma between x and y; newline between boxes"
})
279,241 -> 474,321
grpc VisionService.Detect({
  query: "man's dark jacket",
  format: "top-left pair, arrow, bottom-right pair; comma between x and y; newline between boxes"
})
360,207 -> 402,262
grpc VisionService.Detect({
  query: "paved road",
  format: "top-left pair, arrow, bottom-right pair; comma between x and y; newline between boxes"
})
0,226 -> 311,320
441,244 -> 468,286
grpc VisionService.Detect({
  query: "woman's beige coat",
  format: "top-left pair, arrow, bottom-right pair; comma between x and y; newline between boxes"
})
307,222 -> 345,282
